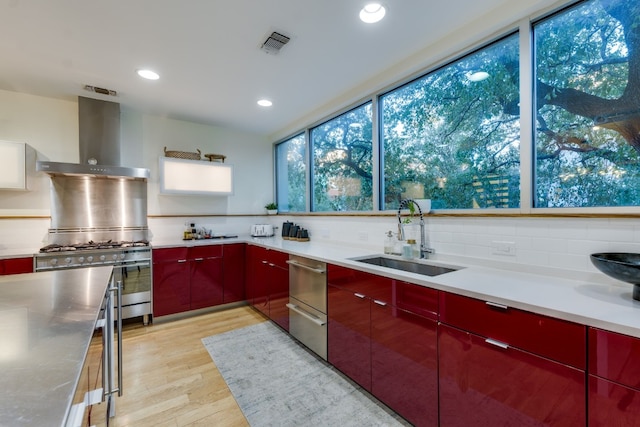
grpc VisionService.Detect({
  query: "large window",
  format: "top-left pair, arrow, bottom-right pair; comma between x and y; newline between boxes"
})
274,0 -> 640,213
534,0 -> 640,207
310,103 -> 373,211
275,133 -> 306,212
380,34 -> 520,210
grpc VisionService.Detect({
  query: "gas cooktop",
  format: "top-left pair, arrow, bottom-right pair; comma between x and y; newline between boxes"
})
39,240 -> 150,253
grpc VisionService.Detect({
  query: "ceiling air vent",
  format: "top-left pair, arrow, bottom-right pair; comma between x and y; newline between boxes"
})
260,31 -> 290,55
83,85 -> 118,97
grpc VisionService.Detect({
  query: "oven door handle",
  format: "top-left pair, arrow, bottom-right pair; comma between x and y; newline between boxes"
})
286,303 -> 326,326
119,261 -> 150,268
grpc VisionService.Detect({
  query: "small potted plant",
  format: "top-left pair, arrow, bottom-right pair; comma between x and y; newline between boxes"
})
265,202 -> 278,214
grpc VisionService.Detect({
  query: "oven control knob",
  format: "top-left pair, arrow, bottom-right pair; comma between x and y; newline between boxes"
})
120,253 -> 126,260
78,256 -> 85,263
100,255 -> 106,261
112,254 -> 118,260
65,257 -> 72,264
50,258 -> 58,266
87,256 -> 94,262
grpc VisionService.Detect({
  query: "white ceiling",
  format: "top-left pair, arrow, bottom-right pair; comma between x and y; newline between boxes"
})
0,0 -> 553,137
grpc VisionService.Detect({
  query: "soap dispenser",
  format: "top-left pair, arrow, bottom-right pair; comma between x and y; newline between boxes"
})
384,231 -> 395,254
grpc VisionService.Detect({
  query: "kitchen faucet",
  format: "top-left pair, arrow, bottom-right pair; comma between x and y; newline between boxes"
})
397,199 -> 434,259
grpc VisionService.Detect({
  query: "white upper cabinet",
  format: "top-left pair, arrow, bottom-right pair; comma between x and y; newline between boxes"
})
159,156 -> 233,195
0,140 -> 27,190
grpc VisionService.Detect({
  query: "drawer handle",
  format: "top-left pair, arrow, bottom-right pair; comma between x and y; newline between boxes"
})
485,301 -> 508,311
373,300 -> 387,306
485,338 -> 509,350
286,303 -> 326,326
354,293 -> 366,299
194,257 -> 204,261
261,260 -> 268,264
177,259 -> 187,263
286,259 -> 326,274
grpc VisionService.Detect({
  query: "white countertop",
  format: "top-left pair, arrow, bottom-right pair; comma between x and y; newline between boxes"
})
152,235 -> 640,338
0,266 -> 113,427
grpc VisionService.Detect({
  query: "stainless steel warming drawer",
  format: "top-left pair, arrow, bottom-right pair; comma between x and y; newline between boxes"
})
287,255 -> 328,360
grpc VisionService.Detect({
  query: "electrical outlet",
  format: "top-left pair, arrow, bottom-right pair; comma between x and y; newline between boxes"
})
491,240 -> 516,256
358,232 -> 369,242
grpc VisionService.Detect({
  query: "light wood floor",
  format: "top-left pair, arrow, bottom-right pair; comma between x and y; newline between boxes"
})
90,305 -> 267,427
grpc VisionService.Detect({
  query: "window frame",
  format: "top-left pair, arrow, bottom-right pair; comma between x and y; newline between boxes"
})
272,0 -> 640,216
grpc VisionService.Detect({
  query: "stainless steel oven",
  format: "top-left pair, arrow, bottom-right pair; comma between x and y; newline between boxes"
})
35,244 -> 152,324
286,255 -> 327,360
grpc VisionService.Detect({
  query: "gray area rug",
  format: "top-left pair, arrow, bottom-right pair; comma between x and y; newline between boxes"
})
202,322 -> 407,427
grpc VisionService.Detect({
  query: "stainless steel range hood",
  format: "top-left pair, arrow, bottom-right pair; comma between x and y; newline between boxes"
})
36,96 -> 150,179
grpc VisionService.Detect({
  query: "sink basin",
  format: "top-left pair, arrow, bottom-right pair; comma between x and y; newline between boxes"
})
353,256 -> 459,277
590,253 -> 640,300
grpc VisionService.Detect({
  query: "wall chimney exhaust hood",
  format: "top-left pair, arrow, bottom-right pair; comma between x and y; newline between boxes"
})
36,96 -> 150,179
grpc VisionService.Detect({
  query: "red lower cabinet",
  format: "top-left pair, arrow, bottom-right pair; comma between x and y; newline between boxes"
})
153,255 -> 190,316
328,283 -> 372,390
1,257 -> 33,275
190,256 -> 223,309
222,243 -> 245,303
438,324 -> 585,427
589,327 -> 640,426
371,303 -> 438,427
246,245 -> 289,331
327,264 -> 438,427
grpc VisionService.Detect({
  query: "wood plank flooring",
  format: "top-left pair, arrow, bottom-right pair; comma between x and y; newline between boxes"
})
90,305 -> 267,427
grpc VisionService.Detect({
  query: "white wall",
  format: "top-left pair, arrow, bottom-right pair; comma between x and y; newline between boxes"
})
0,90 -> 273,252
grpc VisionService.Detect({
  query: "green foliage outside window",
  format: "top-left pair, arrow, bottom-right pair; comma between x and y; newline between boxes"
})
310,103 -> 373,212
534,0 -> 640,207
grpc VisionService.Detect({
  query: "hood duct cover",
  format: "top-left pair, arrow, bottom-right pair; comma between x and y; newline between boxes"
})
36,96 -> 150,179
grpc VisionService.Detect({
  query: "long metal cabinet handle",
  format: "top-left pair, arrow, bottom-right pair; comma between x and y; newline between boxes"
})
373,300 -> 387,306
177,259 -> 187,263
285,259 -> 326,274
116,280 -> 123,397
286,303 -> 326,326
485,338 -> 509,350
485,301 -> 508,311
354,293 -> 366,299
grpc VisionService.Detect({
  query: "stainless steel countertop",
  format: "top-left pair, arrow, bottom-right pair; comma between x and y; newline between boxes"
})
0,266 -> 113,427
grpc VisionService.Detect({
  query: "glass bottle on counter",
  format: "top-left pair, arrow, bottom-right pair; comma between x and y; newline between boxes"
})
384,231 -> 395,254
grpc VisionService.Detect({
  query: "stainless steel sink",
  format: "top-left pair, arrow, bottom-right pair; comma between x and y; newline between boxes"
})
353,256 -> 460,277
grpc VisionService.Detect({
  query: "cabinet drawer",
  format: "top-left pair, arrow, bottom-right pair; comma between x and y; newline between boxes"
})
189,244 -> 223,259
395,281 -> 438,320
328,264 -> 391,301
2,257 -> 33,275
152,247 -> 188,263
266,248 -> 289,269
589,328 -> 640,389
589,375 -> 640,425
440,292 -> 585,368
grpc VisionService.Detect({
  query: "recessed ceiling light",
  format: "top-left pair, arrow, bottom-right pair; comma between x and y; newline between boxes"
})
360,3 -> 386,23
467,71 -> 490,82
257,99 -> 273,107
136,69 -> 160,80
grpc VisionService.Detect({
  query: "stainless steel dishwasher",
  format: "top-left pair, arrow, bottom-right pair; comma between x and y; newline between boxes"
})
286,255 -> 328,360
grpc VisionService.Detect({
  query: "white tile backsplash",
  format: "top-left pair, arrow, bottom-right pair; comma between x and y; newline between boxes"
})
1,214 -> 638,275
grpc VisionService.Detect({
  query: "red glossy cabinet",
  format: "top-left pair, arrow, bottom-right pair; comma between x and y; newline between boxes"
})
189,245 -> 223,310
328,264 -> 438,427
439,292 -> 586,427
0,256 -> 33,275
222,243 -> 245,303
153,247 -> 190,316
152,245 -> 223,316
246,245 -> 289,331
588,328 -> 640,426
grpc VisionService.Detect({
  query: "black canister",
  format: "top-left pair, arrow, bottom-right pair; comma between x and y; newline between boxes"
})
289,224 -> 299,239
282,221 -> 292,238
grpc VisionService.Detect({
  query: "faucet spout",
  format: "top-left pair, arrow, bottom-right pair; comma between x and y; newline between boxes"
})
397,199 -> 434,259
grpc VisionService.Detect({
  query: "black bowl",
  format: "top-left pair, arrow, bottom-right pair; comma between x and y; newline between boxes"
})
590,253 -> 640,285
